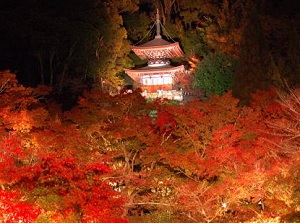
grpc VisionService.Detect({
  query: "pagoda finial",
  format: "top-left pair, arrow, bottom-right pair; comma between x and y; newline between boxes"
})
155,8 -> 162,39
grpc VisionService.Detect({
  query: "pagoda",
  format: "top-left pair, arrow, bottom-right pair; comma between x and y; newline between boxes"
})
125,9 -> 186,100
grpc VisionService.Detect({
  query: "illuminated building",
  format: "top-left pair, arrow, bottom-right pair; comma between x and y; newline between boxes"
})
125,9 -> 186,100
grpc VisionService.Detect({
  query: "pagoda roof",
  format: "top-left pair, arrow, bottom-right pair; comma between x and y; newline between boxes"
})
136,37 -> 176,47
132,37 -> 184,59
125,65 -> 185,82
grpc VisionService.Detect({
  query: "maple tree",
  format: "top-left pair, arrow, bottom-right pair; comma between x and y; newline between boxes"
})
171,89 -> 299,222
0,135 -> 128,222
65,87 -> 300,222
0,71 -> 128,222
1,70 -> 300,222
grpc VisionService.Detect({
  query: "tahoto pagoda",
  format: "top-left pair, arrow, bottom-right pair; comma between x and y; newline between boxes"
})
125,9 -> 186,100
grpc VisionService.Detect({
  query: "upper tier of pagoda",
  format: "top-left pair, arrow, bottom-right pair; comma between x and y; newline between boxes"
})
132,38 -> 184,60
131,9 -> 184,67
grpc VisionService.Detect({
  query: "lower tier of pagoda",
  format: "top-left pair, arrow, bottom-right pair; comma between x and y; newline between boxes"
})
125,64 -> 185,100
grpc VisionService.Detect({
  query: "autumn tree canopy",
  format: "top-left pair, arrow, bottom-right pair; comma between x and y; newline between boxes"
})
0,70 -> 300,222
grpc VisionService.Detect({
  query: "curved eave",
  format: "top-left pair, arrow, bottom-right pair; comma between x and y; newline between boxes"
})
125,65 -> 185,82
132,42 -> 184,59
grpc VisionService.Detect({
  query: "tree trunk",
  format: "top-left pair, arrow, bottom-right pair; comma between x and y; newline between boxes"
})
35,50 -> 45,85
58,42 -> 77,94
49,47 -> 56,86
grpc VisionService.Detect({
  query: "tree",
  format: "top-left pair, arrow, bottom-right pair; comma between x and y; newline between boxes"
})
1,70 -> 299,222
232,9 -> 283,104
0,0 -> 138,95
193,52 -> 237,96
271,89 -> 300,213
263,16 -> 300,88
0,71 -> 129,222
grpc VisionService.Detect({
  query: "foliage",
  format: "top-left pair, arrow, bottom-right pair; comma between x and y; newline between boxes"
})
193,52 -> 237,96
0,135 -> 128,222
65,86 -> 298,222
0,0 -> 138,92
0,190 -> 41,223
1,0 -> 299,102
125,0 -> 300,102
123,12 -> 151,43
1,70 -> 300,222
0,71 -> 128,222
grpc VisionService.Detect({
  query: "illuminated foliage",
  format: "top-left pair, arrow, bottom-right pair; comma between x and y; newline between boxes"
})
0,135 -> 128,222
0,71 -> 300,222
0,190 -> 41,223
0,71 -> 128,222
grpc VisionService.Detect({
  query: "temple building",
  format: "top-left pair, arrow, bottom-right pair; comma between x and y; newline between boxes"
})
125,10 -> 186,101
